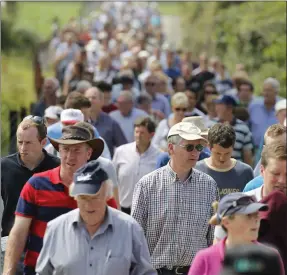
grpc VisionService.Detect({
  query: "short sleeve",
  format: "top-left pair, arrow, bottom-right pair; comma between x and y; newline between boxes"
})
15,178 -> 38,218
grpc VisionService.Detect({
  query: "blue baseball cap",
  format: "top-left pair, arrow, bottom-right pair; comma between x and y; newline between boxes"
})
71,161 -> 108,196
217,193 -> 268,223
214,95 -> 238,107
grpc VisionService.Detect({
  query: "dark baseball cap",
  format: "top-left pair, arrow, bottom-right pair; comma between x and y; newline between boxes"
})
216,193 -> 268,223
221,244 -> 282,275
71,161 -> 108,196
214,95 -> 238,107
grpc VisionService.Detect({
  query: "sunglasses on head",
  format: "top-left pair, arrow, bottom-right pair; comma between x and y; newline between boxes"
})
175,107 -> 187,112
23,115 -> 45,125
178,144 -> 204,152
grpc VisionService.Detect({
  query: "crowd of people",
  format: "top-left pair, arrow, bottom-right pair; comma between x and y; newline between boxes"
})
1,2 -> 287,275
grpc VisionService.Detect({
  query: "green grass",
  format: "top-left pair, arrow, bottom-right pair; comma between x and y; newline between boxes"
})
1,2 -> 83,155
158,2 -> 182,16
3,2 -> 83,40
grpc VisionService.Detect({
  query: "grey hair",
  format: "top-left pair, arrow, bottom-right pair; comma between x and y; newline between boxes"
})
167,135 -> 183,145
264,77 -> 280,93
119,90 -> 134,102
45,77 -> 60,90
76,80 -> 92,93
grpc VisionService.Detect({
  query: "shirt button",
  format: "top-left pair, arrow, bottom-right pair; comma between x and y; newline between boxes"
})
90,264 -> 92,267
91,247 -> 94,250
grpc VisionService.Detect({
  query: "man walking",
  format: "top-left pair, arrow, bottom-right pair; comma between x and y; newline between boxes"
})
132,122 -> 219,274
113,117 -> 161,214
36,161 -> 156,275
3,125 -> 104,275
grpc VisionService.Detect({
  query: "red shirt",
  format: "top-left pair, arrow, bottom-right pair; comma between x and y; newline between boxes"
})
102,103 -> 118,114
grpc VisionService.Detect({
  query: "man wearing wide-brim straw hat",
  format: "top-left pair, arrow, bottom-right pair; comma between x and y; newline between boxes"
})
3,125 -> 104,275
155,117 -> 211,169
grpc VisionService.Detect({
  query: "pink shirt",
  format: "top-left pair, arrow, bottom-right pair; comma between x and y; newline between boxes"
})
188,238 -> 285,275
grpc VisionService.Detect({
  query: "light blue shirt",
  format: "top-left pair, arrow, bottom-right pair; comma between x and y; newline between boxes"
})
243,176 -> 263,192
253,158 -> 261,177
248,98 -> 278,147
46,122 -> 111,160
109,108 -> 148,143
150,93 -> 171,118
36,208 -> 156,275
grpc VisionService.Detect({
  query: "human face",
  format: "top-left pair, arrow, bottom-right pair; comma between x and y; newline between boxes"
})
277,109 -> 287,125
85,88 -> 103,112
76,185 -> 107,226
144,76 -> 159,97
134,126 -> 153,148
117,96 -> 133,116
238,84 -> 252,103
262,83 -> 277,105
59,143 -> 92,174
175,77 -> 186,92
185,90 -> 197,111
222,212 -> 261,243
43,80 -> 57,99
215,103 -> 229,120
102,91 -> 112,106
169,139 -> 203,169
17,127 -> 46,163
210,144 -> 233,169
172,105 -> 187,122
261,158 -> 287,196
80,107 -> 91,121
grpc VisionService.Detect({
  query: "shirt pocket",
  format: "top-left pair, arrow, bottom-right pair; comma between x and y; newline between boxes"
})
103,256 -> 130,275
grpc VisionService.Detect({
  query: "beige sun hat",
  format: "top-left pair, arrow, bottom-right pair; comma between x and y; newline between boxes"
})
168,122 -> 207,143
182,116 -> 209,136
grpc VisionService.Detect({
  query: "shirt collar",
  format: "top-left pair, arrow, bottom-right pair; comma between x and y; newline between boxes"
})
166,161 -> 194,183
16,149 -> 48,171
72,207 -> 113,235
49,166 -> 62,184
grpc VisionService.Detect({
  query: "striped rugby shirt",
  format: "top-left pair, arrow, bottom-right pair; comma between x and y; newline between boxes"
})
15,167 -> 77,275
131,163 -> 220,269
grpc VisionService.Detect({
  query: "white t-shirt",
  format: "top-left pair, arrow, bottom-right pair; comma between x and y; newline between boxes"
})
214,186 -> 263,240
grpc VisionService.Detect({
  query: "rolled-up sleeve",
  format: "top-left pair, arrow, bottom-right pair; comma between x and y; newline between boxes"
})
36,222 -> 55,275
131,222 -> 157,275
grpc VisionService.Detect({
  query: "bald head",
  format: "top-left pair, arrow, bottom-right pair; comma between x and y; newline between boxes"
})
85,87 -> 104,112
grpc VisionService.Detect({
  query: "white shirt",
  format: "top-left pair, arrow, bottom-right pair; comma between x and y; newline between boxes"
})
112,142 -> 161,207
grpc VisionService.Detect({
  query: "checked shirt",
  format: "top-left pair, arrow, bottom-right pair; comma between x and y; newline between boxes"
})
131,164 -> 220,269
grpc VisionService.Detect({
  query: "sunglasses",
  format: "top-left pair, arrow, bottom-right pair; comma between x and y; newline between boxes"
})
23,115 -> 45,125
218,195 -> 257,221
178,144 -> 204,152
204,90 -> 217,95
145,82 -> 156,87
175,107 -> 187,112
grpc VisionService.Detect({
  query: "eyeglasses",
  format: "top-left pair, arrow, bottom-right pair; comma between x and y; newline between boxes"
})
178,144 -> 204,152
145,82 -> 156,87
23,115 -> 45,125
175,107 -> 187,112
204,90 -> 217,95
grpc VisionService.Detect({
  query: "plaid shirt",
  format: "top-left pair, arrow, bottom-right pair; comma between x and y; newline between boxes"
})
131,164 -> 220,269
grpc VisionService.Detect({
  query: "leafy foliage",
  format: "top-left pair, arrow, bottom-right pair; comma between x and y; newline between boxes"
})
178,2 -> 286,96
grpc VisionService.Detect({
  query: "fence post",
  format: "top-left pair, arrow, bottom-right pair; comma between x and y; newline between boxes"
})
9,111 -> 19,154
